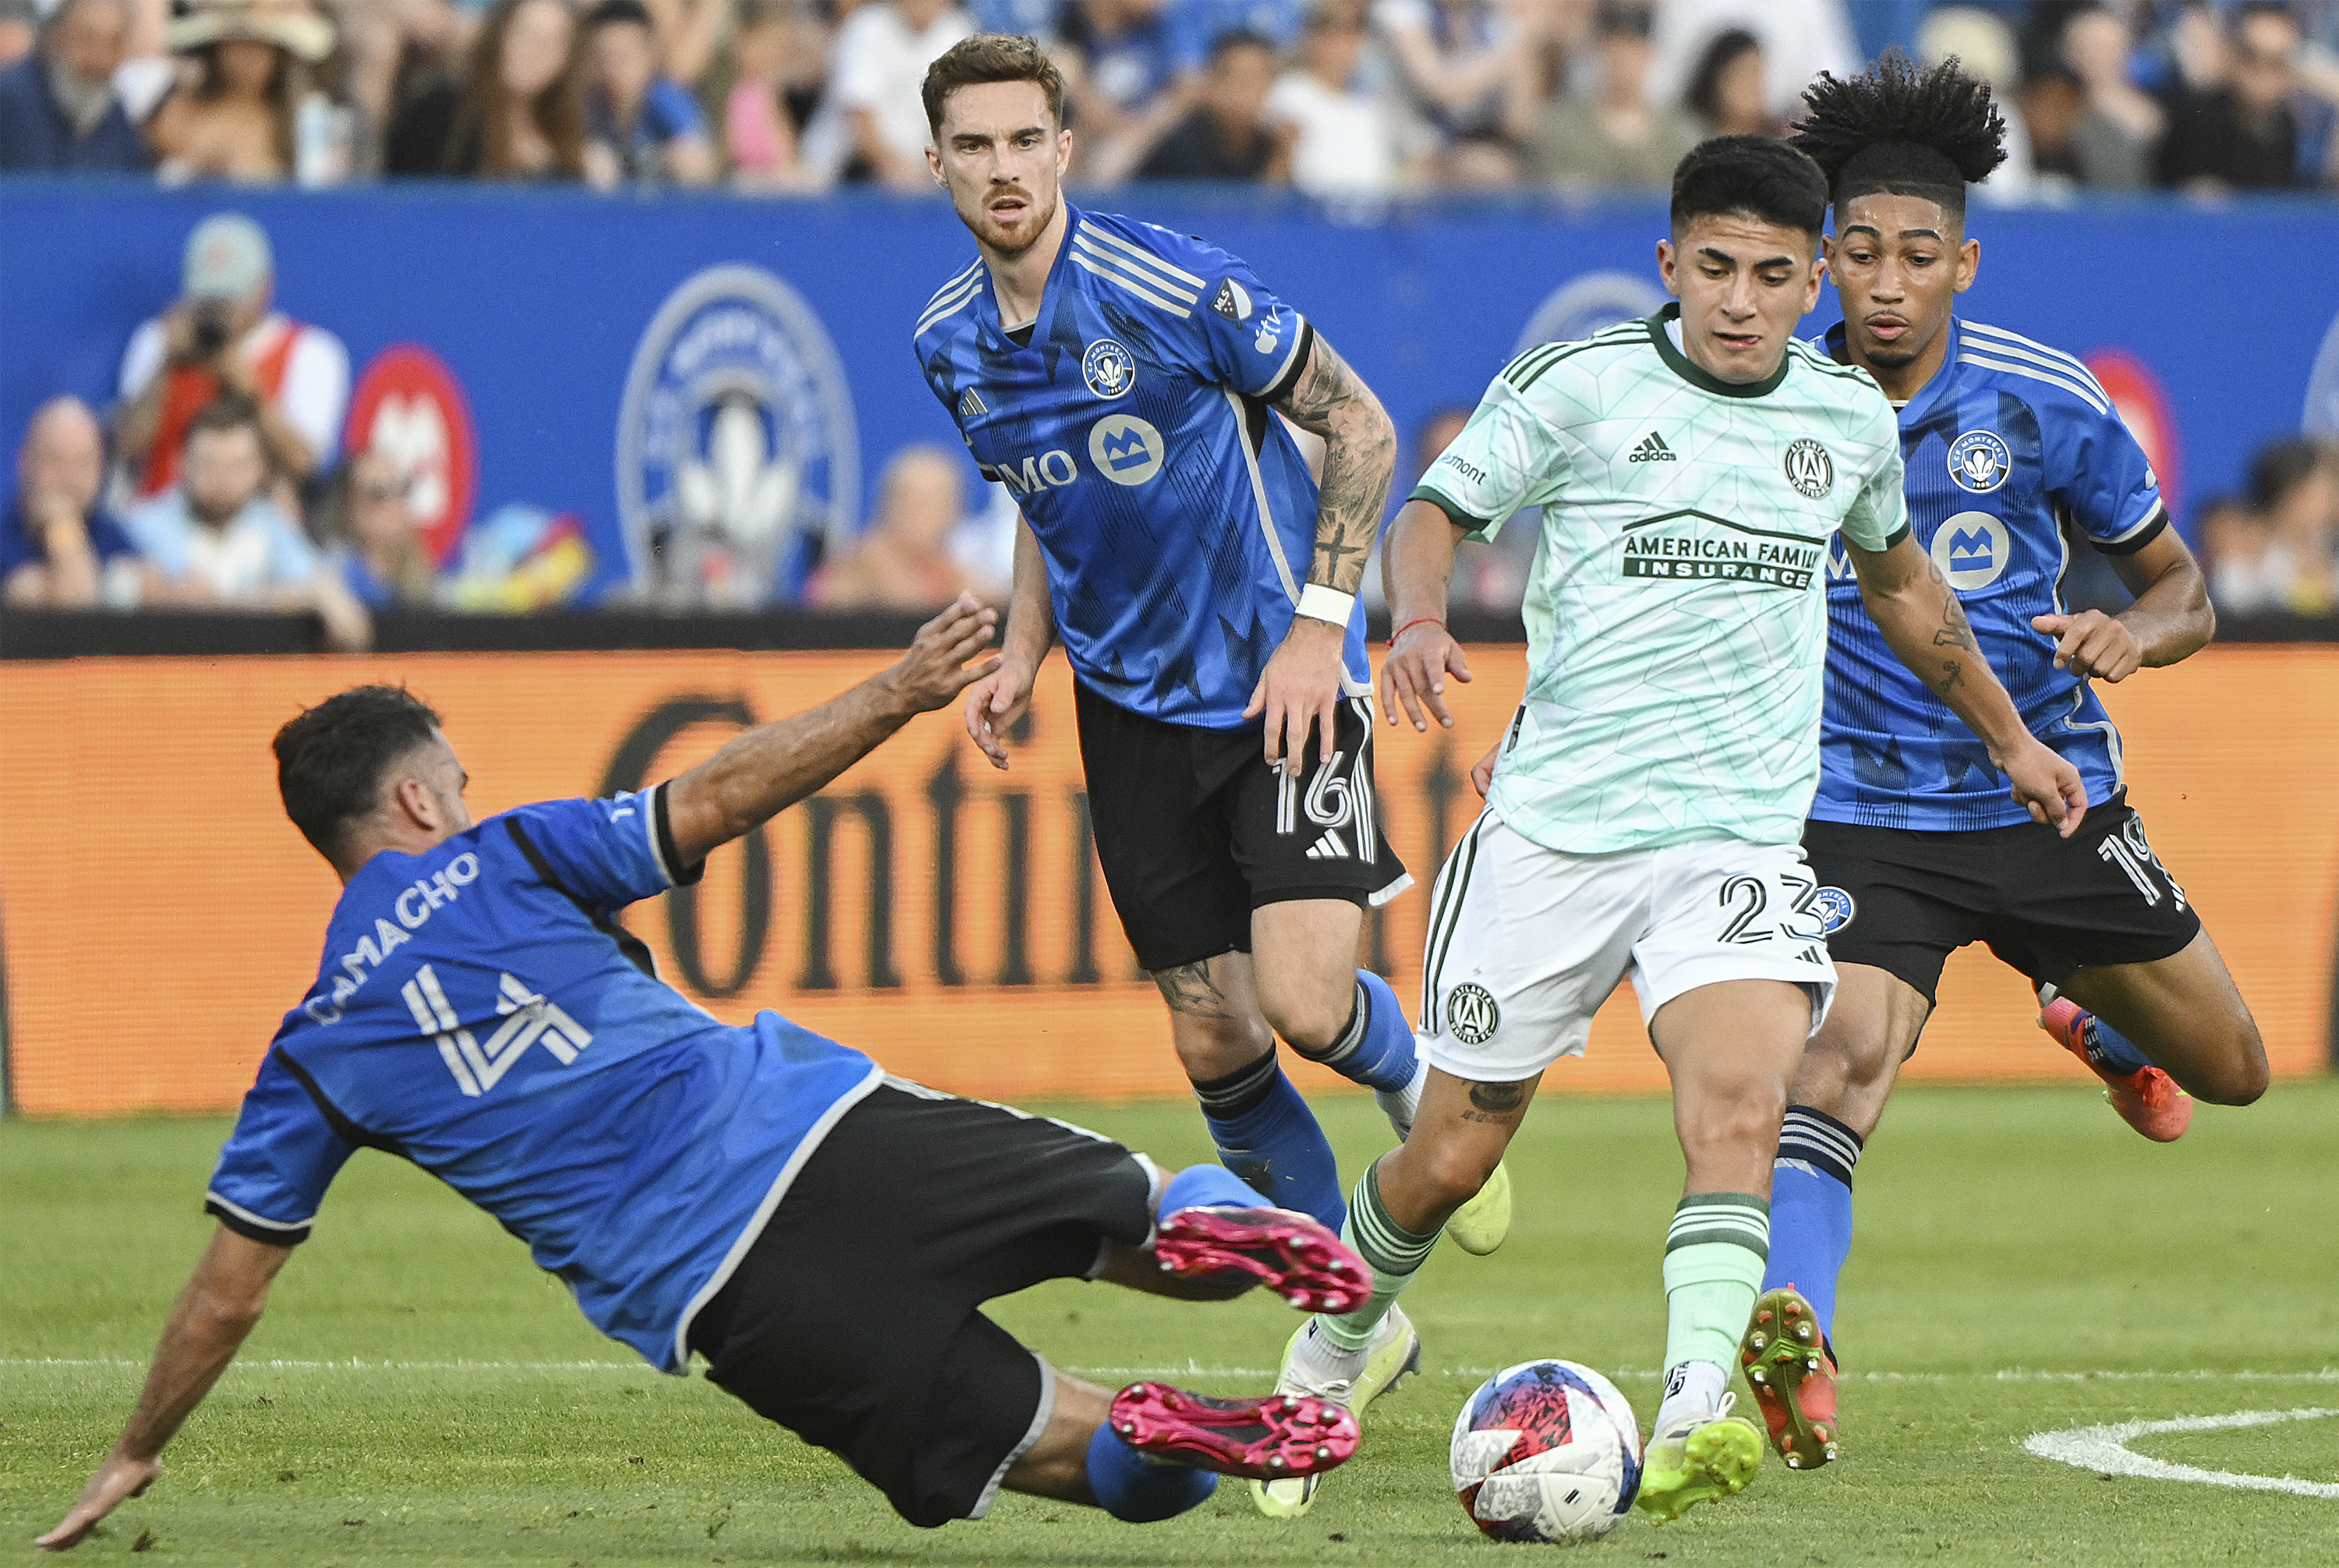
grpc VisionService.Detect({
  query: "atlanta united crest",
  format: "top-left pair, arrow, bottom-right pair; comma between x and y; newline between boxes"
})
1784,438 -> 1835,499
1948,430 -> 2012,494
1446,982 -> 1500,1046
1083,338 -> 1135,398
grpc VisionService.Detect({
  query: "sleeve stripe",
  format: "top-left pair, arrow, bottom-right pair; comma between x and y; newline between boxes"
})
1407,483 -> 1494,533
2092,505 -> 2169,556
1954,351 -> 2110,416
1067,250 -> 1192,317
644,783 -> 681,887
1876,522 -> 1913,552
205,1191 -> 313,1237
1081,221 -> 1207,289
1261,318 -> 1314,405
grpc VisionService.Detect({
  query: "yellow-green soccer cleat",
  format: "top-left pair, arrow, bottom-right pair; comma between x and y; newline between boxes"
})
1740,1285 -> 1839,1470
1250,1306 -> 1422,1518
1446,1159 -> 1513,1256
1632,1393 -> 1764,1524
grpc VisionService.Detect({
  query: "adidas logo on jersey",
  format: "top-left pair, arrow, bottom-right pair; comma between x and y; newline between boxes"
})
1627,431 -> 1676,463
1304,829 -> 1350,860
959,388 -> 987,419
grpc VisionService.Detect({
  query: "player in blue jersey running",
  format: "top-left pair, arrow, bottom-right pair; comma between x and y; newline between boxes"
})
37,601 -> 1378,1554
1733,55 -> 2270,1471
911,35 -> 1506,1293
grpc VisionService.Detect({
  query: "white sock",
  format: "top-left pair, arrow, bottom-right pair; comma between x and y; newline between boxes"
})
1373,1054 -> 1429,1139
1291,1317 -> 1371,1389
1652,1359 -> 1728,1436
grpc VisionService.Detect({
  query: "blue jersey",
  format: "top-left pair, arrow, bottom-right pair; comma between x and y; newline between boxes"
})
204,786 -> 880,1372
1813,317 -> 2170,830
914,206 -> 1368,728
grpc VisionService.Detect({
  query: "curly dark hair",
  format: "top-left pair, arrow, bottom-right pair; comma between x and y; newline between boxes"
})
1791,50 -> 2006,218
274,685 -> 446,859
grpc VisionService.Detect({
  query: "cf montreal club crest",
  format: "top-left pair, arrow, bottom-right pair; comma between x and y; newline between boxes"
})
1784,438 -> 1835,499
1811,887 -> 1856,936
1083,338 -> 1135,398
1931,509 -> 2012,590
617,264 -> 858,606
1948,430 -> 2012,494
1446,982 -> 1500,1046
1088,413 -> 1165,486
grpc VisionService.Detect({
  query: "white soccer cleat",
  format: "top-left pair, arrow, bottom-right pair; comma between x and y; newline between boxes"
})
1250,1308 -> 1421,1517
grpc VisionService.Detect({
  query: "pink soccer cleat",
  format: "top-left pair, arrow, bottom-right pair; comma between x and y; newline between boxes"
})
2040,998 -> 2191,1143
1108,1382 -> 1360,1480
1152,1205 -> 1372,1314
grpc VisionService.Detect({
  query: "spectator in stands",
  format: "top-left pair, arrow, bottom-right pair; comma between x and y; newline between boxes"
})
337,0 -> 470,179
807,444 -> 996,610
2019,59 -> 2095,192
2061,4 -> 2160,186
2239,437 -> 2339,614
824,0 -> 971,189
385,0 -> 596,182
1168,0 -> 1304,76
2,398 -> 147,610
1649,0 -> 1858,129
115,212 -> 349,509
2198,492 -> 2285,615
1269,0 -> 1408,196
126,398 -> 372,648
1529,1 -> 1700,190
1135,28 -> 1287,180
1375,0 -> 1538,162
639,0 -> 726,97
1681,27 -> 1780,138
583,0 -> 717,185
146,0 -> 337,183
721,0 -> 825,190
1060,0 -> 1188,179
0,0 -> 152,172
315,447 -> 438,608
0,0 -> 33,66
2162,1 -> 2306,189
1917,5 -> 2037,203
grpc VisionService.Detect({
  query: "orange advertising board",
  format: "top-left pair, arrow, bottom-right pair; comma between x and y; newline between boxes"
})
1,645 -> 2330,1117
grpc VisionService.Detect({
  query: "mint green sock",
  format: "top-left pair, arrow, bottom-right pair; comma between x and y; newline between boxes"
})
1661,1192 -> 1770,1375
1318,1163 -> 1442,1352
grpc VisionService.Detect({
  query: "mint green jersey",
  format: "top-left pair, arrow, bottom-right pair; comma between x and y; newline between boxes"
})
1414,306 -> 1909,855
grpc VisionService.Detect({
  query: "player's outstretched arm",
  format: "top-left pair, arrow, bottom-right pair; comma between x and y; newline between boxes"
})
1245,331 -> 1399,775
1378,497 -> 1474,731
964,515 -> 1054,771
1846,533 -> 2087,836
2030,529 -> 2213,684
665,596 -> 1000,863
40,1228 -> 291,1552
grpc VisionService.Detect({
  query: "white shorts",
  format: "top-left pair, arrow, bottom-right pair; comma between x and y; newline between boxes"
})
1417,812 -> 1838,1082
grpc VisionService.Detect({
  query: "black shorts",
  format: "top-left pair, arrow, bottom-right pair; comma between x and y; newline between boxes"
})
1801,789 -> 2201,1006
686,1082 -> 1156,1528
1075,680 -> 1410,972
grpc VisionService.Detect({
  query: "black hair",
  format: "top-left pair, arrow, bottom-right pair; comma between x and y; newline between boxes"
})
274,685 -> 446,860
2247,439 -> 2328,514
1207,27 -> 1276,65
183,392 -> 263,450
1792,50 -> 2006,222
1684,27 -> 1759,125
1669,134 -> 1829,237
583,0 -> 653,30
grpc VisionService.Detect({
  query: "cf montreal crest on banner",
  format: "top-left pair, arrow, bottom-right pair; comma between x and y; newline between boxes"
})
616,264 -> 859,606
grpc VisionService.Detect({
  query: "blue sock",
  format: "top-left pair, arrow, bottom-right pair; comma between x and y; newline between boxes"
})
1084,1423 -> 1218,1521
2083,1015 -> 2155,1076
1291,971 -> 1419,1093
1762,1105 -> 1863,1346
1158,1162 -> 1265,1214
1191,1053 -> 1346,1231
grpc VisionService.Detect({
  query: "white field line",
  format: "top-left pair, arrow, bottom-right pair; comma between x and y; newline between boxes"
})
2024,1407 -> 2339,1499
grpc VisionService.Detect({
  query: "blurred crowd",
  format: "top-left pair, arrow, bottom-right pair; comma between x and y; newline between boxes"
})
1,0 -> 2337,195
2199,435 -> 2339,614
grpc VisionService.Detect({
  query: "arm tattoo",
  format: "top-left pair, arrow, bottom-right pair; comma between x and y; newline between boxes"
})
1460,1078 -> 1534,1123
1922,555 -> 1979,696
1275,335 -> 1394,597
1151,960 -> 1236,1019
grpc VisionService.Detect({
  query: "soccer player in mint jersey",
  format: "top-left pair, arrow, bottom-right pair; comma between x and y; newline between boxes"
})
38,601 -> 1377,1554
1735,56 -> 2269,1474
915,35 -> 1509,1297
1339,136 -> 2083,1526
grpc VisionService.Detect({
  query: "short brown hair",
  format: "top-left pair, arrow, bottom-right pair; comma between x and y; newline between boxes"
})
922,33 -> 1066,136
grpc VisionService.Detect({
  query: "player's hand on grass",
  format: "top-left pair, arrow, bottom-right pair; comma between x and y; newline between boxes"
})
887,594 -> 1000,717
37,1449 -> 158,1552
2030,611 -> 2143,683
1996,736 -> 2087,837
1470,740 -> 1499,799
1380,621 -> 1471,732
1247,615 -> 1347,777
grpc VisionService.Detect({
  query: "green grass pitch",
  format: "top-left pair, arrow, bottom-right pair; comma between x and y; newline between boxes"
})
5,1078 -> 2337,1566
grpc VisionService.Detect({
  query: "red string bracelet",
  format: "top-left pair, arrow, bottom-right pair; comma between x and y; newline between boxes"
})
1388,617 -> 1446,646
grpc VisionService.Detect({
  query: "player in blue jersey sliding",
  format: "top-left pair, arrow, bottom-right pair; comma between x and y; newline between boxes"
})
37,601 -> 1379,1554
911,32 -> 1509,1415
1736,55 -> 2270,1471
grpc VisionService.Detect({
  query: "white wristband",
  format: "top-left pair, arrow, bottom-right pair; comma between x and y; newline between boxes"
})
1295,584 -> 1357,628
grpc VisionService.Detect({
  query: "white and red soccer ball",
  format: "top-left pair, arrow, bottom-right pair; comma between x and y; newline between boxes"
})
1450,1359 -> 1643,1544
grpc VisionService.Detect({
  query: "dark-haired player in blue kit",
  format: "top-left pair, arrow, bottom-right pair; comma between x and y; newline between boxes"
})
1739,55 -> 2270,1471
37,602 -> 1379,1554
910,31 -> 1511,1435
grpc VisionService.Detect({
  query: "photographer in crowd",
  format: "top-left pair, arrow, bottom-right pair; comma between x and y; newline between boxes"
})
112,211 -> 347,508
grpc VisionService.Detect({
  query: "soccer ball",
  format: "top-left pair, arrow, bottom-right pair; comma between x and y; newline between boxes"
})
1450,1360 -> 1643,1544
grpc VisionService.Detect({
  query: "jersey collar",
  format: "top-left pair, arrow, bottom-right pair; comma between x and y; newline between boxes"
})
978,201 -> 1082,354
1648,303 -> 1791,399
1821,314 -> 1962,427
